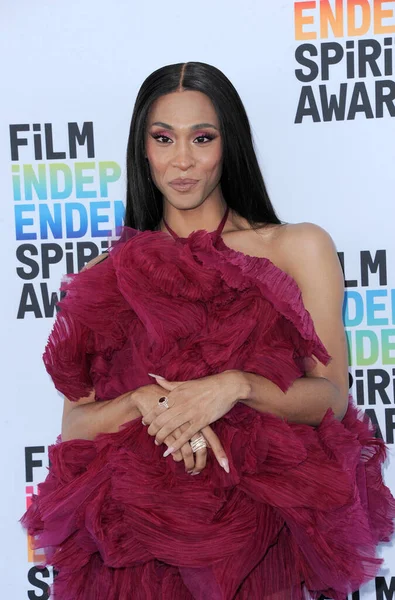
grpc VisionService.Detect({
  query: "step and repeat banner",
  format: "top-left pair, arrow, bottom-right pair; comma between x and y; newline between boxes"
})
2,0 -> 394,598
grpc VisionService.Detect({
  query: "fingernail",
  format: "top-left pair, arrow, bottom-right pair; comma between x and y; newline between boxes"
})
163,447 -> 175,457
191,471 -> 200,476
141,420 -> 146,426
220,458 -> 230,473
186,469 -> 194,474
148,373 -> 165,379
154,440 -> 160,446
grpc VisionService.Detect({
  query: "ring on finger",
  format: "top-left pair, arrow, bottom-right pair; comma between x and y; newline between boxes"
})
158,396 -> 169,409
190,433 -> 207,453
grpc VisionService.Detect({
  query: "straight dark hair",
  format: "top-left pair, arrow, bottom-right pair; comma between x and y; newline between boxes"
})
125,61 -> 282,231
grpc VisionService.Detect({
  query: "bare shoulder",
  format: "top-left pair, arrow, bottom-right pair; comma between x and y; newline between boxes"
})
81,252 -> 109,272
272,222 -> 344,296
275,222 -> 337,260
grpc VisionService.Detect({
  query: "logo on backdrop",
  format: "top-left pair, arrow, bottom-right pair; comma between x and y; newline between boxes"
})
340,249 -> 395,444
25,446 -> 55,598
294,0 -> 395,123
9,121 -> 125,319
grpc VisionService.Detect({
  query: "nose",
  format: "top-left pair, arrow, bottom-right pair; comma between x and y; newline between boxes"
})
171,140 -> 195,170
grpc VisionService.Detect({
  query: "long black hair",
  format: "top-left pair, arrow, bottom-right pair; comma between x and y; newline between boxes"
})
125,61 -> 282,231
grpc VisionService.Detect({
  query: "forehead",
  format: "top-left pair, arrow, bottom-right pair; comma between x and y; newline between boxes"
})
147,90 -> 219,127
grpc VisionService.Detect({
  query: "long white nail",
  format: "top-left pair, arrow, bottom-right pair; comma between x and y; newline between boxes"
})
163,447 -> 175,457
220,458 -> 230,473
148,372 -> 165,379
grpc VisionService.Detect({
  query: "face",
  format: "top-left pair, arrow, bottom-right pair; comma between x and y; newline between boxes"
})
145,90 -> 223,211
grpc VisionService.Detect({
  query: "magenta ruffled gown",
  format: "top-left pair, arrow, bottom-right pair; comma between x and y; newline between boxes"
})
20,207 -> 395,599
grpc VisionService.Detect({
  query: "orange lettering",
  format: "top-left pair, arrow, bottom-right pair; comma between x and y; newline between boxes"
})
374,0 -> 395,34
295,1 -> 317,39
320,0 -> 344,38
348,0 -> 371,36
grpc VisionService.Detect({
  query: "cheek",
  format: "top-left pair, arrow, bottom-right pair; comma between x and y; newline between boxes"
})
201,148 -> 223,177
146,143 -> 167,176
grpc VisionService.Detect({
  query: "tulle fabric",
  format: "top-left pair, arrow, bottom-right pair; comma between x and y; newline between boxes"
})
20,225 -> 395,599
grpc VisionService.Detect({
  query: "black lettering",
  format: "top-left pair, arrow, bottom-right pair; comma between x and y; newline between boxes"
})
358,39 -> 382,78
321,42 -> 344,81
16,244 -> 40,280
385,409 -> 395,444
375,80 -> 395,118
45,123 -> 66,160
17,284 -> 43,319
41,243 -> 63,279
25,447 -> 45,482
9,124 -> 29,161
347,82 -> 374,120
27,566 -> 50,600
361,250 -> 387,286
367,369 -> 391,405
376,576 -> 395,600
68,121 -> 95,159
295,44 -> 319,83
295,87 -> 321,123
337,252 -> 358,287
40,283 -> 60,318
77,241 -> 99,271
319,83 -> 347,121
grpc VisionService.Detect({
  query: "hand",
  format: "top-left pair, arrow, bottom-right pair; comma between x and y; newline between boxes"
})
133,383 -> 196,471
134,383 -> 221,475
144,371 -> 246,458
163,425 -> 223,475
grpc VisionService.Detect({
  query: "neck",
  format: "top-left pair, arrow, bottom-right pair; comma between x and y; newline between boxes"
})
161,203 -> 229,238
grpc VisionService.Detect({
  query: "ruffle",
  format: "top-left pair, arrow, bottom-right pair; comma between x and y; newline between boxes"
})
25,225 -> 395,599
43,226 -> 330,402
21,397 -> 395,600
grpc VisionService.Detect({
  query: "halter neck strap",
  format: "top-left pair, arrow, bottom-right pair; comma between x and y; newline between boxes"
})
163,206 -> 229,241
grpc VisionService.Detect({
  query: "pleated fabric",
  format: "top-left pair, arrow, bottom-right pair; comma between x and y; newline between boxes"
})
20,225 -> 395,599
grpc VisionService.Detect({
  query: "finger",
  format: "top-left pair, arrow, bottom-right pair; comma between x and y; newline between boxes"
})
166,427 -> 194,468
164,433 -> 183,462
163,423 -> 201,456
180,441 -> 195,472
143,400 -> 172,427
178,423 -> 195,472
147,406 -> 182,436
192,439 -> 207,475
201,426 -> 230,473
151,412 -> 193,444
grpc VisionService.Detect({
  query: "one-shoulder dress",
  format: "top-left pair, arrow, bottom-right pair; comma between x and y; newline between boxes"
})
20,207 -> 395,600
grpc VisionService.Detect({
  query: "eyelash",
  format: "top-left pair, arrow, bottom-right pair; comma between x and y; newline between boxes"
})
151,133 -> 216,144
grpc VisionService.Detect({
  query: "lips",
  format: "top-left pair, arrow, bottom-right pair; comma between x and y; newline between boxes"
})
169,179 -> 199,191
170,179 -> 198,185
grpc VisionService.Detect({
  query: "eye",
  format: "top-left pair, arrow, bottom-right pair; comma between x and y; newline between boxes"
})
151,134 -> 172,143
150,133 -> 217,144
194,133 -> 216,143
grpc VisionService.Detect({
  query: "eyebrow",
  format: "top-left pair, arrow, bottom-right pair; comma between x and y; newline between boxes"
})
150,121 -> 219,131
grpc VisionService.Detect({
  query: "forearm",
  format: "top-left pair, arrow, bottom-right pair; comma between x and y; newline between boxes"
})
231,371 -> 348,426
62,391 -> 140,441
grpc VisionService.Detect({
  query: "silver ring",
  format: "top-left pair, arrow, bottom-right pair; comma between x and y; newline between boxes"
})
190,433 -> 207,453
158,396 -> 169,409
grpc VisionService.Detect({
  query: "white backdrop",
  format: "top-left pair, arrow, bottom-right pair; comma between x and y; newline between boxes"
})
1,1 -> 394,598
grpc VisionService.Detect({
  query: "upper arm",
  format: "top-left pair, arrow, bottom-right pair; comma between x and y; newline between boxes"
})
81,252 -> 109,271
281,223 -> 349,408
59,252 -> 106,422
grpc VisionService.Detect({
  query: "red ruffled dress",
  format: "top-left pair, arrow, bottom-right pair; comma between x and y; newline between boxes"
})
20,207 -> 395,599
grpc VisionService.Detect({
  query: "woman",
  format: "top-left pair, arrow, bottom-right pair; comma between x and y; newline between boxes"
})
20,61 -> 395,599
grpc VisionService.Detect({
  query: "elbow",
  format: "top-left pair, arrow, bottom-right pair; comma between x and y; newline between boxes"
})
333,389 -> 349,422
